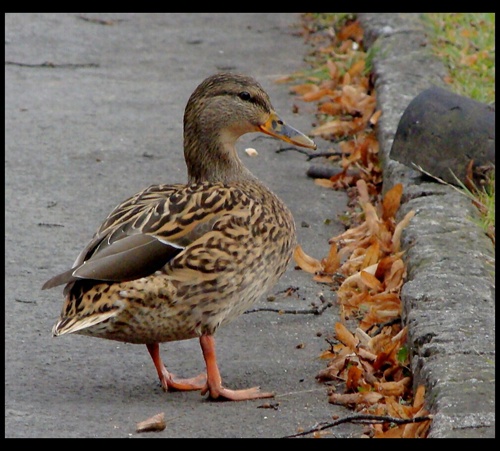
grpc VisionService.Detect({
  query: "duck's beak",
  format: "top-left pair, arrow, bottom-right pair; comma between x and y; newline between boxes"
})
259,111 -> 317,150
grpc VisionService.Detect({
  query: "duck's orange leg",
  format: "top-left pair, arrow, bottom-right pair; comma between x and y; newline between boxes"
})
146,343 -> 206,391
199,334 -> 274,401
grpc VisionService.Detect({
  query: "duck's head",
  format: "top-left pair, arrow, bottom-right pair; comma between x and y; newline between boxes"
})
183,72 -> 316,184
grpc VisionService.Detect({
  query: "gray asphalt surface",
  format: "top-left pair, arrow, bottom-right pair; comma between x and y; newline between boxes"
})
5,13 -> 495,439
5,13 -> 360,438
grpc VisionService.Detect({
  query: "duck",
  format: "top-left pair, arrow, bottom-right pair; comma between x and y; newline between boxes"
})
42,72 -> 316,401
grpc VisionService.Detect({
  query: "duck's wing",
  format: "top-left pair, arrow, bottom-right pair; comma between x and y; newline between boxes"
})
42,182 -> 251,290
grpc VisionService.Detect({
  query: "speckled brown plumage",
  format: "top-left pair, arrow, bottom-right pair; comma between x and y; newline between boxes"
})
42,72 -> 316,401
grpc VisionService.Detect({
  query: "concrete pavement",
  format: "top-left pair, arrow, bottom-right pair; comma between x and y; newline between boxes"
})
5,12 -> 494,438
5,13 -> 359,438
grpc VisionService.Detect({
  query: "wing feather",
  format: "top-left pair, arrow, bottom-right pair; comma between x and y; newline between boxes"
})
42,182 -> 253,289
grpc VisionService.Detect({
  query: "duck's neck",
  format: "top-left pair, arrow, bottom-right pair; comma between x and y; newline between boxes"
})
184,131 -> 257,185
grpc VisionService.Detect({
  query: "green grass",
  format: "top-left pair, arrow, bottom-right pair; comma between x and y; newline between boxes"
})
454,171 -> 495,244
299,13 -> 495,244
422,13 -> 495,244
422,13 -> 495,104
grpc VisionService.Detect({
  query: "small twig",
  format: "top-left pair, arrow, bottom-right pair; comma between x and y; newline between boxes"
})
245,304 -> 330,315
274,286 -> 300,296
276,147 -> 343,160
245,294 -> 333,315
15,299 -> 36,304
76,15 -> 124,25
37,222 -> 64,228
284,413 -> 433,438
5,61 -> 99,69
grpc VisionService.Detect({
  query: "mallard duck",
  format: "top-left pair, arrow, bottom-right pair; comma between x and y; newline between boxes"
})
42,72 -> 316,401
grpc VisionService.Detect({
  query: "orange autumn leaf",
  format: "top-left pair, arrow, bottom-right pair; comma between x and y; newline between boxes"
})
357,346 -> 378,362
339,85 -> 375,117
338,264 -> 378,295
322,242 -> 340,274
413,385 -> 426,410
373,342 -> 401,371
329,168 -> 361,188
341,70 -> 352,86
369,330 -> 396,355
329,391 -> 383,407
338,291 -> 371,316
370,292 -> 402,305
339,138 -> 357,155
402,418 -> 430,438
337,19 -> 364,43
318,349 -> 335,360
316,352 -> 356,382
382,183 -> 403,221
274,75 -> 294,84
310,118 -> 358,137
339,85 -> 364,111
335,322 -> 359,350
361,240 -> 380,269
356,178 -> 370,205
392,210 -> 415,252
313,273 -> 334,284
326,59 -> 340,82
384,258 -> 405,291
373,377 -> 411,397
391,326 -> 408,349
346,364 -> 366,391
314,178 -> 335,189
374,253 -> 404,279
374,425 -> 405,438
293,245 -> 322,274
302,87 -> 334,102
319,101 -> 343,116
289,83 -> 318,96
360,310 -> 401,330
362,203 -> 381,238
357,136 -> 373,167
348,59 -> 365,78
369,109 -> 383,125
360,270 -> 383,291
294,16 -> 431,435
386,395 -> 412,419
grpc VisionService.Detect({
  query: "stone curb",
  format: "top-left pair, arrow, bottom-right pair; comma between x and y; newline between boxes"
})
358,13 -> 495,438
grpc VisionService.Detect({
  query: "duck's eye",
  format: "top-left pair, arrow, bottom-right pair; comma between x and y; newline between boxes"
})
238,91 -> 251,101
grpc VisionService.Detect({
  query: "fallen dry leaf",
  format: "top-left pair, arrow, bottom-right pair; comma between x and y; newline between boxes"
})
369,109 -> 383,125
290,13 -> 426,437
289,83 -> 318,96
319,101 -> 344,116
302,87 -> 334,102
347,59 -> 365,78
373,378 -> 411,397
329,391 -> 384,407
136,412 -> 166,433
293,245 -> 322,274
321,242 -> 340,274
335,322 -> 359,350
392,210 -> 416,252
382,183 -> 403,221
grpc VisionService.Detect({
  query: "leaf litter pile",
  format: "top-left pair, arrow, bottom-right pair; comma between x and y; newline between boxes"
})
280,15 -> 432,438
